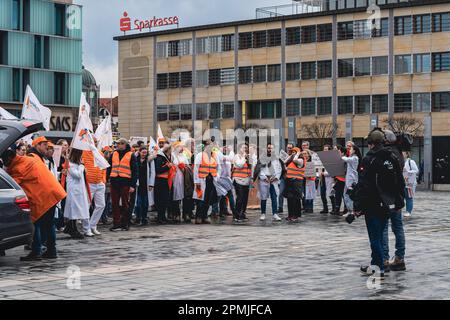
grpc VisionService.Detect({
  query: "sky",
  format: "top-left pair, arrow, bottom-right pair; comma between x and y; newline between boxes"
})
77,0 -> 282,98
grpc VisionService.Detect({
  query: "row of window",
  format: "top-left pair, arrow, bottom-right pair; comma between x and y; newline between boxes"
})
157,102 -> 235,121
155,11 -> 450,58
156,52 -> 450,89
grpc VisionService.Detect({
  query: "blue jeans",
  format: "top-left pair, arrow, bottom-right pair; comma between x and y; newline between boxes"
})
261,184 -> 278,215
278,178 -> 285,211
32,208 -> 56,256
304,199 -> 314,210
405,188 -> 414,214
365,214 -> 388,272
135,194 -> 149,223
382,209 -> 406,261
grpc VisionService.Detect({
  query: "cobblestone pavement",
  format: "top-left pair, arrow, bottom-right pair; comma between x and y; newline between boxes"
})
0,191 -> 449,300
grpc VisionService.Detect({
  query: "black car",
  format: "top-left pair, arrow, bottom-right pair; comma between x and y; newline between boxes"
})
0,119 -> 44,256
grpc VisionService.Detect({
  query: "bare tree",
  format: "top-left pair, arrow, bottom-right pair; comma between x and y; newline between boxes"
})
301,122 -> 340,148
382,116 -> 424,137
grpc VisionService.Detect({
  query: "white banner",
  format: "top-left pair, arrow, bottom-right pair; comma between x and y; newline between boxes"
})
149,136 -> 157,151
78,93 -> 93,131
0,107 -> 18,120
95,115 -> 113,151
130,136 -> 148,146
21,85 -> 51,131
52,145 -> 63,169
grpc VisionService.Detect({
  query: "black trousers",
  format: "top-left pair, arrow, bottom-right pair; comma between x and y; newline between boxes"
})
182,197 -> 194,220
234,182 -> 249,219
154,178 -> 170,222
196,175 -> 218,220
287,197 -> 302,219
320,182 -> 335,212
334,180 -> 345,212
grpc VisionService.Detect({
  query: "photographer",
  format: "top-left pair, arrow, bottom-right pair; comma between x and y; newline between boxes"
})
353,129 -> 405,277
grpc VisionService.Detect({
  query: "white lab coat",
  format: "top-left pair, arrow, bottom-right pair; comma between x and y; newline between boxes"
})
172,151 -> 189,201
258,158 -> 282,200
193,151 -> 222,201
305,179 -> 317,200
216,151 -> 235,196
64,162 -> 90,220
404,158 -> 419,197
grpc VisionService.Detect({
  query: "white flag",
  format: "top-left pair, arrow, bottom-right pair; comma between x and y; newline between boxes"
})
79,93 -> 93,131
149,136 -> 157,151
89,143 -> 110,170
21,85 -> 51,131
95,115 -> 113,151
157,124 -> 164,141
0,107 -> 18,120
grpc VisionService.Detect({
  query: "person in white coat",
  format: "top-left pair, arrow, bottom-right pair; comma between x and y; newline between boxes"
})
341,141 -> 362,218
256,143 -> 282,222
319,145 -> 335,214
169,142 -> 190,222
64,148 -> 91,239
216,145 -> 236,220
403,151 -> 419,217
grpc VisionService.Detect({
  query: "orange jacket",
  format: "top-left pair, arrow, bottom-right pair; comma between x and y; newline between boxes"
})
82,150 -> 106,184
7,155 -> 67,223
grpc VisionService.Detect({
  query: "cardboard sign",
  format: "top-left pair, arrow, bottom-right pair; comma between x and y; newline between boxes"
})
130,137 -> 148,146
52,145 -> 63,169
304,162 -> 316,178
316,150 -> 346,177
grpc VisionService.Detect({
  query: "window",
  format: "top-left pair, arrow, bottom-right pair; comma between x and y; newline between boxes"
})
157,73 -> 169,90
54,72 -> 65,105
372,18 -> 389,37
220,68 -> 236,85
372,56 -> 389,75
34,36 -> 42,68
157,106 -> 168,121
267,29 -> 281,47
395,16 -> 412,36
286,27 -> 300,45
248,102 -> 261,120
196,70 -> 208,87
267,64 -> 281,82
355,95 -> 370,114
209,69 -> 221,86
12,68 -> 20,102
12,0 -> 20,30
169,105 -> 180,121
413,54 -> 431,73
196,103 -> 208,120
317,60 -> 332,79
222,34 -> 235,51
179,39 -> 192,56
413,93 -> 431,112
55,3 -> 65,36
196,37 -> 208,55
222,102 -> 235,119
156,42 -> 168,58
317,24 -> 332,42
394,93 -> 412,113
413,14 -> 431,34
168,41 -> 179,57
354,20 -> 371,39
286,99 -> 300,117
338,96 -> 353,115
261,101 -> 281,119
169,73 -> 180,88
301,98 -> 316,116
0,177 -> 12,190
301,61 -> 316,80
0,32 -> 7,65
286,63 -> 300,81
239,33 -> 252,50
432,52 -> 450,72
395,55 -> 412,74
355,57 -> 371,76
253,65 -> 266,83
432,92 -> 450,112
180,71 -> 192,88
432,12 -> 450,32
253,31 -> 267,48
180,104 -> 192,120
372,94 -> 388,113
301,25 -> 316,43
338,59 -> 353,77
210,103 -> 221,119
338,22 -> 353,40
317,97 -> 332,115
209,36 -> 221,53
239,67 -> 252,84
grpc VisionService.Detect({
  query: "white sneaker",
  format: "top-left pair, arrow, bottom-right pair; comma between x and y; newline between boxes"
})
260,214 -> 266,221
84,230 -> 95,237
273,214 -> 282,222
404,212 -> 411,218
91,228 -> 101,236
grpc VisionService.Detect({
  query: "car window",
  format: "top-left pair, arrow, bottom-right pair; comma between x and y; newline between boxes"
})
0,176 -> 13,190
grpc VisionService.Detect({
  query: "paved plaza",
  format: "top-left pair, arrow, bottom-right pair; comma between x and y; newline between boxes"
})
0,191 -> 449,300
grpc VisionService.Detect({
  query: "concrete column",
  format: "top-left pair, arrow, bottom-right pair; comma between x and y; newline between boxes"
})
281,21 -> 287,149
152,37 -> 158,139
234,26 -> 242,129
388,9 -> 394,120
192,31 -> 197,135
424,115 -> 433,190
370,114 -> 379,130
345,117 -> 352,142
332,14 -> 338,146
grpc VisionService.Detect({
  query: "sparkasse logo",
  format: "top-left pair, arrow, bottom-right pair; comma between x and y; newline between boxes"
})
119,11 -> 179,33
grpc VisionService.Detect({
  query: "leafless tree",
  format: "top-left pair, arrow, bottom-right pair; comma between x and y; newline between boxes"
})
382,116 -> 424,137
301,122 -> 340,148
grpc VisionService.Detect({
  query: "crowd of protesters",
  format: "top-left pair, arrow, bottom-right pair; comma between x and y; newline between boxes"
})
0,129 -> 419,279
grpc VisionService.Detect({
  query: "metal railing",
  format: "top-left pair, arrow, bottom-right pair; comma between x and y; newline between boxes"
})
256,0 -> 326,19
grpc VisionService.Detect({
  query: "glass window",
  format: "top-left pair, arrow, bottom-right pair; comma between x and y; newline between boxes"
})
317,97 -> 332,115
413,93 -> 431,112
253,31 -> 267,48
196,37 -> 208,55
179,39 -> 192,56
157,73 -> 168,90
395,16 -> 412,36
157,105 -> 168,121
286,63 -> 300,81
239,32 -> 252,50
413,14 -> 431,34
317,60 -> 332,79
169,72 -> 180,88
372,56 -> 389,75
286,99 -> 300,117
338,21 -> 353,40
180,71 -> 192,88
372,18 -> 389,37
394,93 -> 412,113
156,42 -> 168,58
301,98 -> 316,116
169,105 -> 180,121
222,34 -> 235,51
220,68 -> 236,85
395,55 -> 412,74
413,54 -> 431,73
12,0 -> 20,30
55,4 -> 66,36
196,103 -> 208,120
338,59 -> 353,77
210,103 -> 221,119
222,102 -> 235,119
267,29 -> 281,47
432,12 -> 450,32
432,52 -> 450,72
208,69 -> 221,86
253,65 -> 267,83
286,27 -> 301,45
267,64 -> 281,82
355,57 -> 371,76
432,92 -> 450,112
209,36 -> 222,53
196,70 -> 208,87
248,102 -> 261,120
168,41 -> 179,57
34,36 -> 42,68
338,96 -> 354,115
301,61 -> 316,80
355,95 -> 370,114
54,72 -> 65,104
180,104 -> 192,120
354,20 -> 371,39
239,67 -> 252,84
317,24 -> 333,42
372,94 -> 388,113
301,25 -> 316,43
261,101 -> 278,119
12,68 -> 21,102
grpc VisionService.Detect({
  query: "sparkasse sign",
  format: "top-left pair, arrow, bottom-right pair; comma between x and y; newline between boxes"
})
120,11 -> 179,33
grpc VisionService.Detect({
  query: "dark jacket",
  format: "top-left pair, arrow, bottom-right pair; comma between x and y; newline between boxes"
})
353,145 -> 405,216
154,152 -> 171,178
107,145 -> 138,188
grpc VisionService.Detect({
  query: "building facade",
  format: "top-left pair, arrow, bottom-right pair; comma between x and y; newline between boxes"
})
114,0 -> 450,189
0,0 -> 82,139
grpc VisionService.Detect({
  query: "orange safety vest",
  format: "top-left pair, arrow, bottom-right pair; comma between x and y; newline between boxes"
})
286,162 -> 305,180
198,152 -> 218,179
232,163 -> 251,179
110,151 -> 132,179
82,150 -> 106,184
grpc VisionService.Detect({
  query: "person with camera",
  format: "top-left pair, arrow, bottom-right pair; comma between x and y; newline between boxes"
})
352,129 -> 405,278
341,141 -> 362,219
